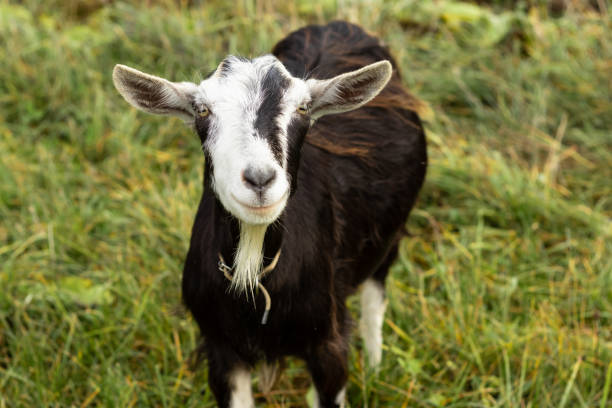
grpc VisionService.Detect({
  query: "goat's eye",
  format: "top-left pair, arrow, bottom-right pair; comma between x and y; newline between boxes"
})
198,105 -> 210,118
296,103 -> 309,115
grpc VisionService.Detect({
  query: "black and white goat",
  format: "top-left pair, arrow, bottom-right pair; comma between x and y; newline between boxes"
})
112,21 -> 427,408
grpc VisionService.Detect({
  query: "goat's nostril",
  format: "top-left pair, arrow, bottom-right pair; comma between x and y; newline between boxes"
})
242,167 -> 277,191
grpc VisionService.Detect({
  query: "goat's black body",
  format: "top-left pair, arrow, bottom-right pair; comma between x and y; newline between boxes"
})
183,21 -> 426,407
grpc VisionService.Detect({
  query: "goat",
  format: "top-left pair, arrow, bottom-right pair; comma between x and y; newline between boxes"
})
112,21 -> 427,408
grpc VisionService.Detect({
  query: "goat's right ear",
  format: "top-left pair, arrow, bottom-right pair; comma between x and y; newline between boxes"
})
112,64 -> 198,122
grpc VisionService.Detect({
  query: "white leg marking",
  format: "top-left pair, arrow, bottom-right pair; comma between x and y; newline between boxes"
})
360,279 -> 386,367
310,386 -> 346,408
311,387 -> 319,408
229,366 -> 254,408
335,387 -> 346,408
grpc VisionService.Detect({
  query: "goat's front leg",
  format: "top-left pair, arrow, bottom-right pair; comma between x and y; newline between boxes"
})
306,337 -> 349,408
207,343 -> 254,408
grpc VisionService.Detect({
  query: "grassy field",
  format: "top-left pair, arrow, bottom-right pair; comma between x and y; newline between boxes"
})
1,0 -> 611,406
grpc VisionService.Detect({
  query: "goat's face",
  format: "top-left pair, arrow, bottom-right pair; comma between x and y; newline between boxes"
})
113,55 -> 391,226
191,56 -> 307,225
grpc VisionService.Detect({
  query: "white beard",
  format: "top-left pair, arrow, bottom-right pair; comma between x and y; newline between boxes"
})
231,222 -> 268,297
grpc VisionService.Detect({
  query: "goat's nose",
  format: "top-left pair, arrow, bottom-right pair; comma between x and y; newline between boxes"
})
242,166 -> 277,191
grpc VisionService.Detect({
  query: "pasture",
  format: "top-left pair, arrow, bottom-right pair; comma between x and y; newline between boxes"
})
0,0 -> 610,406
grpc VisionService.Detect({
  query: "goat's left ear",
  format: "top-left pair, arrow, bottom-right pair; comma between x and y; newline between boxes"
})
112,64 -> 198,122
306,60 -> 392,119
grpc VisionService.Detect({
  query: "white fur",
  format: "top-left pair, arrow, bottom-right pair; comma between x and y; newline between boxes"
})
360,279 -> 386,367
229,367 -> 254,408
232,223 -> 268,296
335,387 -> 346,407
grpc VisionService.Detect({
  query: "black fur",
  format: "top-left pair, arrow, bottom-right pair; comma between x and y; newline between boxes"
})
285,115 -> 309,195
194,114 -> 211,144
182,21 -> 427,407
217,58 -> 232,77
254,66 -> 290,165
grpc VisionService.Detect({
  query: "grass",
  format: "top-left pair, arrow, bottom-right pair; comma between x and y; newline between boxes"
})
0,0 -> 610,406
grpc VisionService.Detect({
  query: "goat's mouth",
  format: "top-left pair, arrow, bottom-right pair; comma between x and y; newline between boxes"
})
231,193 -> 288,215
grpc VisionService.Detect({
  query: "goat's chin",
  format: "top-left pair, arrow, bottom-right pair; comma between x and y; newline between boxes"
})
234,204 -> 286,225
224,194 -> 288,226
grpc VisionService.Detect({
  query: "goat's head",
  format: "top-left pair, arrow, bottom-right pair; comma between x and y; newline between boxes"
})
113,55 -> 391,226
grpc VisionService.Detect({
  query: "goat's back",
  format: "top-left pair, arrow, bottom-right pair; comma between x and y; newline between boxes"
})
273,22 -> 427,290
273,20 -> 396,79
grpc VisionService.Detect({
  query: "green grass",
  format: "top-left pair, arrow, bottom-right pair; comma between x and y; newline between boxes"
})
0,0 -> 610,406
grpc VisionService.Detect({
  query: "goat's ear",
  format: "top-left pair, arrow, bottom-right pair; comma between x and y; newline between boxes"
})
306,60 -> 392,119
112,64 -> 198,122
